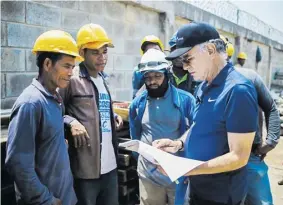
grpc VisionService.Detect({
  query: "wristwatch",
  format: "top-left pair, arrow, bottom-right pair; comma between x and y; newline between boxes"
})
175,139 -> 184,151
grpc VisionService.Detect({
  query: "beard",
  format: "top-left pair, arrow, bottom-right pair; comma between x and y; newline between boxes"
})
146,75 -> 169,98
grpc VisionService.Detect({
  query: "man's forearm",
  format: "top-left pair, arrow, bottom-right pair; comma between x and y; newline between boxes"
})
265,104 -> 281,148
185,151 -> 248,176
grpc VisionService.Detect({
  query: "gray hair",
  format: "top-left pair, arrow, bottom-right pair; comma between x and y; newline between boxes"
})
199,38 -> 227,53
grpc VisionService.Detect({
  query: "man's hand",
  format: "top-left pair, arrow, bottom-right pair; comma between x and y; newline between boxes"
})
115,115 -> 123,130
152,139 -> 183,153
52,197 -> 62,205
70,120 -> 90,148
65,139 -> 69,149
254,143 -> 274,160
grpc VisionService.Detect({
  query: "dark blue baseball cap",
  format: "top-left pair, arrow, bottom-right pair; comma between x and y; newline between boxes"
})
166,22 -> 220,60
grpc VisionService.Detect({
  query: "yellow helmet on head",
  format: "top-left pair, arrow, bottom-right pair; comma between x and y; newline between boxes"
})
140,35 -> 164,55
77,24 -> 114,51
32,30 -> 82,61
237,52 -> 247,60
220,35 -> 234,57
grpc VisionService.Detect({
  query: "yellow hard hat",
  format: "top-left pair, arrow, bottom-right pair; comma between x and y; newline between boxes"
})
220,35 -> 234,57
237,52 -> 247,59
140,35 -> 164,55
32,30 -> 82,61
226,44 -> 234,57
77,24 -> 114,51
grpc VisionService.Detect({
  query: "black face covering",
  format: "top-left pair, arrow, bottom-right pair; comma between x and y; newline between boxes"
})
146,75 -> 169,98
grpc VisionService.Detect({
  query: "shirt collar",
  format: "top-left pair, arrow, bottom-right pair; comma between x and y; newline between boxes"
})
79,62 -> 91,79
31,78 -> 62,103
210,62 -> 234,86
163,83 -> 171,99
79,62 -> 104,80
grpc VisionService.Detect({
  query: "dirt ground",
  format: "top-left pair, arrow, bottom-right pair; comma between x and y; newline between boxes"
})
265,137 -> 283,205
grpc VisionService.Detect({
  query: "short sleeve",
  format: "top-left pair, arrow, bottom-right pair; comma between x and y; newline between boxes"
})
224,84 -> 258,133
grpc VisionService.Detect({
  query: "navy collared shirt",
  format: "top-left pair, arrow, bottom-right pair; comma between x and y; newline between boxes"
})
185,63 -> 258,204
5,79 -> 77,205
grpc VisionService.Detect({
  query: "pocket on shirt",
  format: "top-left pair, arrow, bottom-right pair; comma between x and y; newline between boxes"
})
72,95 -> 95,121
72,94 -> 94,98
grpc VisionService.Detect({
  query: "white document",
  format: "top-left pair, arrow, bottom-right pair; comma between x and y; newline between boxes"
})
119,140 -> 204,182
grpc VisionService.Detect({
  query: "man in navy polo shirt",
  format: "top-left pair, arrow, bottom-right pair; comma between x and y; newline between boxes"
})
154,22 -> 258,205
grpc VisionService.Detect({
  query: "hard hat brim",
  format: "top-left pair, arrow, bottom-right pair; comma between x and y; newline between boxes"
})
32,49 -> 83,62
141,69 -> 166,75
81,41 -> 114,50
166,47 -> 192,60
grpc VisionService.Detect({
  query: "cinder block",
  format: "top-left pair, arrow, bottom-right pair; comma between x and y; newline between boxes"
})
125,5 -> 139,24
34,1 -> 62,7
7,23 -> 45,48
115,89 -> 132,101
104,1 -> 126,20
61,10 -> 90,29
125,71 -> 134,89
62,1 -> 79,9
26,2 -> 61,27
26,50 -> 38,72
1,22 -> 7,46
108,36 -> 125,54
1,48 -> 25,72
89,15 -> 105,27
101,17 -> 114,36
1,97 -> 17,109
104,53 -> 114,72
64,29 -> 77,41
1,1 -> 25,23
108,87 -> 116,100
112,21 -> 125,38
1,73 -> 6,99
113,55 -> 137,71
144,11 -> 159,26
124,40 -> 140,55
79,1 -> 103,14
6,73 -> 37,97
105,71 -> 125,89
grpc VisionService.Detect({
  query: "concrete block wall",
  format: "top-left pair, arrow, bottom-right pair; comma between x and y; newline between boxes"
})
272,48 -> 283,88
1,0 -> 162,108
1,0 -> 283,109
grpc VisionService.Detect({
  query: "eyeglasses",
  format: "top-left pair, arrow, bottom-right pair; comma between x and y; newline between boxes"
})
138,61 -> 169,70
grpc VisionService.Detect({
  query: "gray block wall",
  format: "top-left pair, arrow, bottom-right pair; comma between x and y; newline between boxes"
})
1,0 -> 283,109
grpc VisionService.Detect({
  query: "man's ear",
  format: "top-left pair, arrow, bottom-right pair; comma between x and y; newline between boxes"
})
43,58 -> 52,72
206,43 -> 217,56
79,49 -> 85,58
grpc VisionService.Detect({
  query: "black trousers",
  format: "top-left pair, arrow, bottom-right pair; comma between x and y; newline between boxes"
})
190,193 -> 243,205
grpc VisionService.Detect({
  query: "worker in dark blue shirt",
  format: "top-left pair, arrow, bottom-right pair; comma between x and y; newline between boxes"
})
5,30 -> 82,205
221,35 -> 281,205
154,22 -> 258,205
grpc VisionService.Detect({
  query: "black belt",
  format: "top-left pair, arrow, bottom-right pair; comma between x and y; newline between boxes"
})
251,144 -> 260,153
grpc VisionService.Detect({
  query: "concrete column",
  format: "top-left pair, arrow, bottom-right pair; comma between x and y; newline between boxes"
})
267,46 -> 273,89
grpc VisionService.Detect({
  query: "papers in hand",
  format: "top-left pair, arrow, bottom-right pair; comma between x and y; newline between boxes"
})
119,140 -> 204,182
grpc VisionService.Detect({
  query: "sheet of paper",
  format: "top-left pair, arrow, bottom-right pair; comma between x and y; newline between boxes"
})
119,140 -> 158,164
119,140 -> 204,182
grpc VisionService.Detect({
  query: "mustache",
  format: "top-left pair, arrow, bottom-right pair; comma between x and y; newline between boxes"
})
148,84 -> 159,87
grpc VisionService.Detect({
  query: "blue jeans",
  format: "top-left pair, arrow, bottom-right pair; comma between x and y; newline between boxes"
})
74,169 -> 119,205
245,154 -> 273,205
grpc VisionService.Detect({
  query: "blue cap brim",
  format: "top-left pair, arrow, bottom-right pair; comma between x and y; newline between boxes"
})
166,47 -> 192,60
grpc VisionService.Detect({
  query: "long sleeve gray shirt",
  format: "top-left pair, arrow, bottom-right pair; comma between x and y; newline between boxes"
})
235,68 -> 280,147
